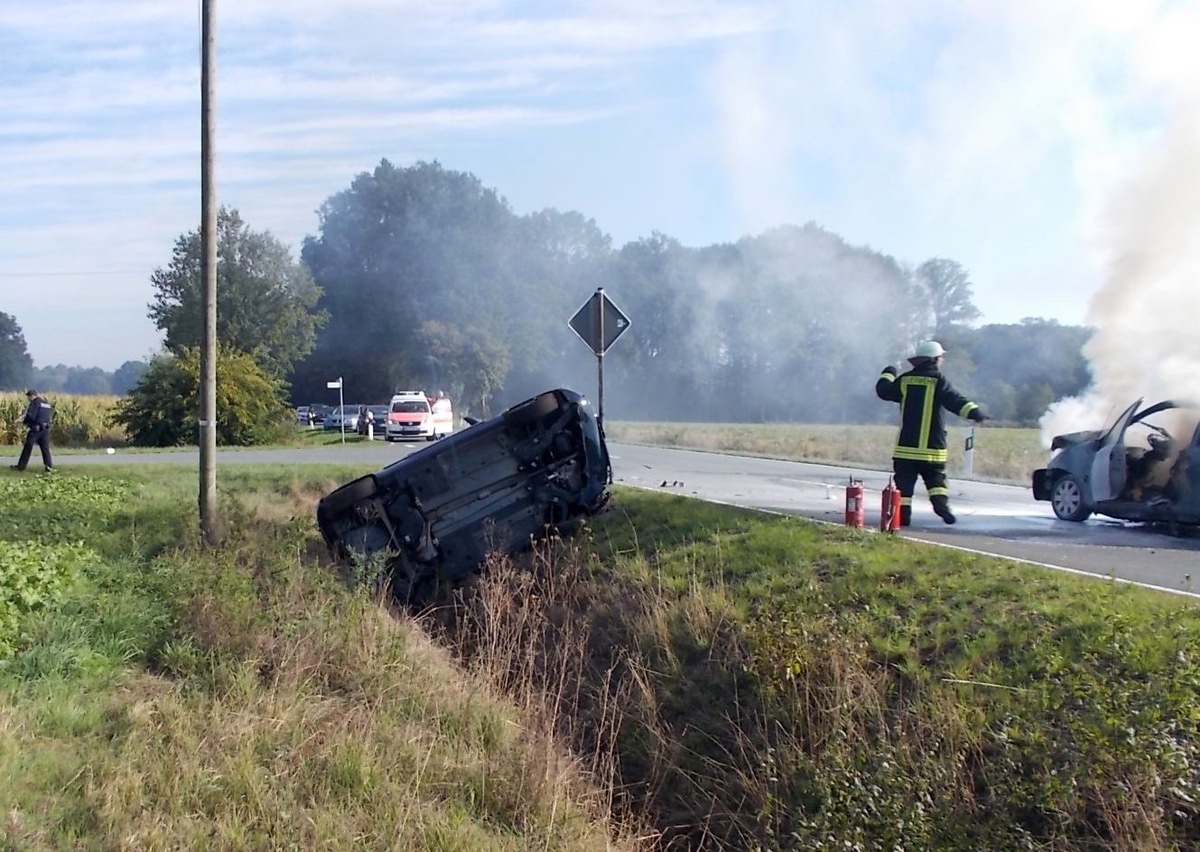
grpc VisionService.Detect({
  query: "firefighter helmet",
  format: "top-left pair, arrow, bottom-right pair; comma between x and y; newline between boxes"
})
914,340 -> 945,359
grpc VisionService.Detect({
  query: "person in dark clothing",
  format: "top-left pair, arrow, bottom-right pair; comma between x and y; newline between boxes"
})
11,389 -> 54,473
875,341 -> 986,525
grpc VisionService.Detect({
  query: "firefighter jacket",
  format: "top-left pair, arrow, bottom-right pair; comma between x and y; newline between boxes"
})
23,395 -> 52,432
875,363 -> 982,464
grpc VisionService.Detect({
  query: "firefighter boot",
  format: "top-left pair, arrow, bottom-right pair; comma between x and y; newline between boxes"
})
899,504 -> 912,527
932,496 -> 956,525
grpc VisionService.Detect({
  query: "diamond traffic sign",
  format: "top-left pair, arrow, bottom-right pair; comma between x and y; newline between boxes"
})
568,288 -> 631,356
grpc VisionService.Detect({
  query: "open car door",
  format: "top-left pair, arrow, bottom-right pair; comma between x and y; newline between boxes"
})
1089,399 -> 1142,503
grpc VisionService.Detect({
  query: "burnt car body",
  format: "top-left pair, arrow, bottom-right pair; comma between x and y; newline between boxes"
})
1032,398 -> 1200,527
316,388 -> 612,599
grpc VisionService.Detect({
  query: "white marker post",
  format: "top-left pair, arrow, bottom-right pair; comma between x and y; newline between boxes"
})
326,377 -> 344,444
963,425 -> 975,477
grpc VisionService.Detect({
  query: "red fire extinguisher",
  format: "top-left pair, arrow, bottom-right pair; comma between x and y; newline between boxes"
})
844,476 -> 865,529
880,476 -> 902,532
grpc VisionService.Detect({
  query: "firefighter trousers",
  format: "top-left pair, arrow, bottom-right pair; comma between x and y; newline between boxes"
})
892,458 -> 952,525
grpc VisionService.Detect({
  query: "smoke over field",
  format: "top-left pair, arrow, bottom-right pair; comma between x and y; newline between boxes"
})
1040,118 -> 1200,444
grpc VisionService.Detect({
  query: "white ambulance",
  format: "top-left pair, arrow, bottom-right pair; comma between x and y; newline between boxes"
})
385,390 -> 454,441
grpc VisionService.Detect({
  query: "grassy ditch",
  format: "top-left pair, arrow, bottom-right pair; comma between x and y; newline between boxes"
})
434,487 -> 1200,851
4,466 -> 1199,850
0,466 -> 640,850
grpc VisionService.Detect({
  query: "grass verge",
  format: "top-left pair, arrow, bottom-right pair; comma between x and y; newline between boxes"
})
0,466 -> 641,850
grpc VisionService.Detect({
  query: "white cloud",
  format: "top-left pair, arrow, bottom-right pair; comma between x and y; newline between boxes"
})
1,0 -> 1193,370
703,0 -> 1196,332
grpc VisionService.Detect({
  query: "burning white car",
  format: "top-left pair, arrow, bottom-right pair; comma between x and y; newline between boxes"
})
1032,399 -> 1200,529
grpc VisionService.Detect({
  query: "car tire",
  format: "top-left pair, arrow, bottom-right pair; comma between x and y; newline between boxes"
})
1051,474 -> 1092,522
505,390 -> 561,429
321,475 -> 379,516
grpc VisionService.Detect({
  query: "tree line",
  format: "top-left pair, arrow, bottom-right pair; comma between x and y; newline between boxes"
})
0,313 -> 148,396
1,159 -> 1092,442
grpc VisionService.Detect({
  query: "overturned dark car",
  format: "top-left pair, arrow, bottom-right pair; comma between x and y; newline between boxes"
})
317,388 -> 612,599
1032,398 -> 1200,528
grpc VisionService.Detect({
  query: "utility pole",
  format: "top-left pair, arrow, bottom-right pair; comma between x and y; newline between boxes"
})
199,0 -> 218,543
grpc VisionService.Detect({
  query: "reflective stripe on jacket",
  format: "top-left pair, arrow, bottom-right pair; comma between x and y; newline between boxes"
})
875,365 -> 978,464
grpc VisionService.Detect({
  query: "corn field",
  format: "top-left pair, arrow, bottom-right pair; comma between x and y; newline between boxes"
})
0,393 -> 127,448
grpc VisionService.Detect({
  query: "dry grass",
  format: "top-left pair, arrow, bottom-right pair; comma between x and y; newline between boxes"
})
60,606 -> 622,850
431,537 -> 953,849
606,420 -> 1047,484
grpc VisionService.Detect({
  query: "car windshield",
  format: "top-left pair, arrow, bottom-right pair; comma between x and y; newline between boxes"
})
392,401 -> 429,413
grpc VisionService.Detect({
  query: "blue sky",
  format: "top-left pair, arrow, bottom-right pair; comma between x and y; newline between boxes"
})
2,0 -> 1196,371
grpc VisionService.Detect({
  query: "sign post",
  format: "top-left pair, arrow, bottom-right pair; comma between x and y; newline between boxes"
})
963,425 -> 975,477
326,377 -> 344,444
568,287 -> 631,430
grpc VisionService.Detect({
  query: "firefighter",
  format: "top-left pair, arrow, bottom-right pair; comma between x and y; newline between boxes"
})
875,341 -> 986,525
11,389 -> 55,473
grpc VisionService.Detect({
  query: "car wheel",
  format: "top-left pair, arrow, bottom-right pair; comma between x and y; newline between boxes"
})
321,475 -> 379,516
505,390 -> 561,428
1051,474 -> 1092,522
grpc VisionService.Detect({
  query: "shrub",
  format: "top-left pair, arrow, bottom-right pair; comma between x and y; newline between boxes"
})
110,346 -> 293,446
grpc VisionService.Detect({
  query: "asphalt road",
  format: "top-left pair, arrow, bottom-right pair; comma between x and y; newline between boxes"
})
612,444 -> 1200,599
55,440 -> 1200,598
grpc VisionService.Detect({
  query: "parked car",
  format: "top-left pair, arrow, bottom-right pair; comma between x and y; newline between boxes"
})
317,388 -> 612,601
357,405 -> 391,436
304,404 -> 332,425
1032,398 -> 1200,528
383,391 -> 454,441
324,405 -> 364,432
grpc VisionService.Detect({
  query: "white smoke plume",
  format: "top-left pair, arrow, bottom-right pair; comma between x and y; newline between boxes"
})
1039,117 -> 1200,445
